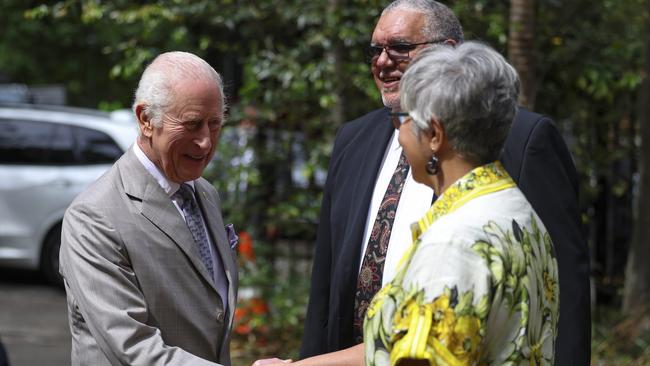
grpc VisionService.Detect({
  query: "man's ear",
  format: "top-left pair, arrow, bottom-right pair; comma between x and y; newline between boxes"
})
135,103 -> 154,138
428,117 -> 445,153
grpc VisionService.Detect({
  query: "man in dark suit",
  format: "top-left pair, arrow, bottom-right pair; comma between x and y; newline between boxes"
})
300,1 -> 591,365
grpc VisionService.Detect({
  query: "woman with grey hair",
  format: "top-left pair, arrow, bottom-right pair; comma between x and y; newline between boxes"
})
363,41 -> 559,365
255,41 -> 558,366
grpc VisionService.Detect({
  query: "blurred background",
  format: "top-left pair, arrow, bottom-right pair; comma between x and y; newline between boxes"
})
1,0 -> 650,365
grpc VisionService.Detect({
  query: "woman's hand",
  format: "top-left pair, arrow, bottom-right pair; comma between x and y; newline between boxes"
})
252,357 -> 292,366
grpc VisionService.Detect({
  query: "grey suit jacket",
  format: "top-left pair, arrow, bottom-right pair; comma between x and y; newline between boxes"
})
60,147 -> 238,366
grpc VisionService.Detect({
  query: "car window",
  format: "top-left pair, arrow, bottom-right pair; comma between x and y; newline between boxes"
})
0,119 -> 55,164
72,125 -> 123,164
0,118 -> 123,165
50,124 -> 76,164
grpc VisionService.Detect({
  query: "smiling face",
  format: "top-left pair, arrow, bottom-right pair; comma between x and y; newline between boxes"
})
140,78 -> 223,183
371,9 -> 428,109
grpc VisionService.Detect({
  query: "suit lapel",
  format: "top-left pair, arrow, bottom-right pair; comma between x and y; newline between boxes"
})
338,109 -> 394,318
347,110 -> 395,241
120,148 -> 219,292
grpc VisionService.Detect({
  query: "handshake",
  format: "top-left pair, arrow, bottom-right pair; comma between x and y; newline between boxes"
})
252,358 -> 293,366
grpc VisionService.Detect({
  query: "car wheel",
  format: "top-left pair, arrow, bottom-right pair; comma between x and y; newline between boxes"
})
41,224 -> 63,287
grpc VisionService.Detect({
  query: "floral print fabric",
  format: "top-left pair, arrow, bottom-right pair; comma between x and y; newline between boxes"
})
363,161 -> 559,366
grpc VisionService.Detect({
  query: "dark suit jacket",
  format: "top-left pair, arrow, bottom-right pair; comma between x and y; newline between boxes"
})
300,107 -> 591,366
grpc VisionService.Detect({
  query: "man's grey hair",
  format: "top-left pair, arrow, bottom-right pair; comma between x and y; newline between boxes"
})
383,0 -> 464,43
132,51 -> 225,128
400,41 -> 520,165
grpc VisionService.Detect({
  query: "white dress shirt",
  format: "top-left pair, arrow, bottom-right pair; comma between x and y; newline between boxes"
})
359,130 -> 435,285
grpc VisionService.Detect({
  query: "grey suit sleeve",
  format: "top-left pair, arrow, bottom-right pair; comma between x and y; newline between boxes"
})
60,202 -> 220,366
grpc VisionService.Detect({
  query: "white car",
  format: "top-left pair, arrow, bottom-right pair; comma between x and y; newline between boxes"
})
0,103 -> 137,285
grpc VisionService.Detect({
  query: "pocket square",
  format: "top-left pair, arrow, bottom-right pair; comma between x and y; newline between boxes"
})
225,223 -> 239,249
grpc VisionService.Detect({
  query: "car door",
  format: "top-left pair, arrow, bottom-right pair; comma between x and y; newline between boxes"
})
0,119 -> 77,266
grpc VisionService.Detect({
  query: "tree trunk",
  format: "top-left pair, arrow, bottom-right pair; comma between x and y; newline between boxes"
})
622,0 -> 650,313
508,0 -> 536,109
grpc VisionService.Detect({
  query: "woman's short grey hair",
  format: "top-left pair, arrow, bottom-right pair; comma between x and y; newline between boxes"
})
383,0 -> 464,43
400,41 -> 520,165
132,51 -> 225,128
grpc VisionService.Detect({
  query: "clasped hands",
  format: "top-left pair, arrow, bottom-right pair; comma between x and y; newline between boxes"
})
252,357 -> 293,366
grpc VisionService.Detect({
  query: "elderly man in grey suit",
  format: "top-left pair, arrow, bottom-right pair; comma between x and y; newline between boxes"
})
60,51 -> 238,366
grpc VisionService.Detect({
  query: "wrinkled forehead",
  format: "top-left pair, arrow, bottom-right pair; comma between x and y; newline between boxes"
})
371,8 -> 427,44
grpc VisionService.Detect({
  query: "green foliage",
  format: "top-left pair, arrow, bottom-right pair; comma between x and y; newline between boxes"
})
535,0 -> 644,173
0,0 -> 132,106
231,241 -> 310,364
450,0 -> 645,210
592,305 -> 650,365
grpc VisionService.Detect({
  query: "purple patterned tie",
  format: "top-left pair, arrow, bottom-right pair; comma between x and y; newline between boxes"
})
352,151 -> 410,342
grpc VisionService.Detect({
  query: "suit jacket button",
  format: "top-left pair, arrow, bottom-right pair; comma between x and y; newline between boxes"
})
216,311 -> 224,322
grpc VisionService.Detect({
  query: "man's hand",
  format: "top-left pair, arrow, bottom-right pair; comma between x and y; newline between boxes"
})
252,357 -> 292,366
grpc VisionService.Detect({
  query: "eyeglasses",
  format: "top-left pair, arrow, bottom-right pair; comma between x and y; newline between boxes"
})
366,40 -> 448,62
390,112 -> 411,129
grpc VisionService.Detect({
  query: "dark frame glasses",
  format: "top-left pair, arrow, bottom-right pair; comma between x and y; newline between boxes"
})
366,39 -> 448,62
389,112 -> 410,129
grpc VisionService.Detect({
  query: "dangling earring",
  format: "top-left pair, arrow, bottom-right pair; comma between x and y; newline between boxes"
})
425,154 -> 439,175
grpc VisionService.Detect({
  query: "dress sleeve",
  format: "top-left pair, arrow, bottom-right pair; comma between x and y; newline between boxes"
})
383,213 -> 558,366
387,237 -> 491,366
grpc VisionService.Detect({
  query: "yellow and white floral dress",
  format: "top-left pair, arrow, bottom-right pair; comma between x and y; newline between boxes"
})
363,161 -> 559,366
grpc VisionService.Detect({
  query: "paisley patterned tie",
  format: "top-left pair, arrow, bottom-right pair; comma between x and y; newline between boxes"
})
352,151 -> 410,343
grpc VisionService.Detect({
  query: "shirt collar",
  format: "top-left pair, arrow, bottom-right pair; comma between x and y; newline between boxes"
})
411,161 -> 516,241
133,143 -> 196,197
389,130 -> 402,152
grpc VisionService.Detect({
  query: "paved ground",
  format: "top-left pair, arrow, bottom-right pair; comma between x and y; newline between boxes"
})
0,268 -> 70,366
